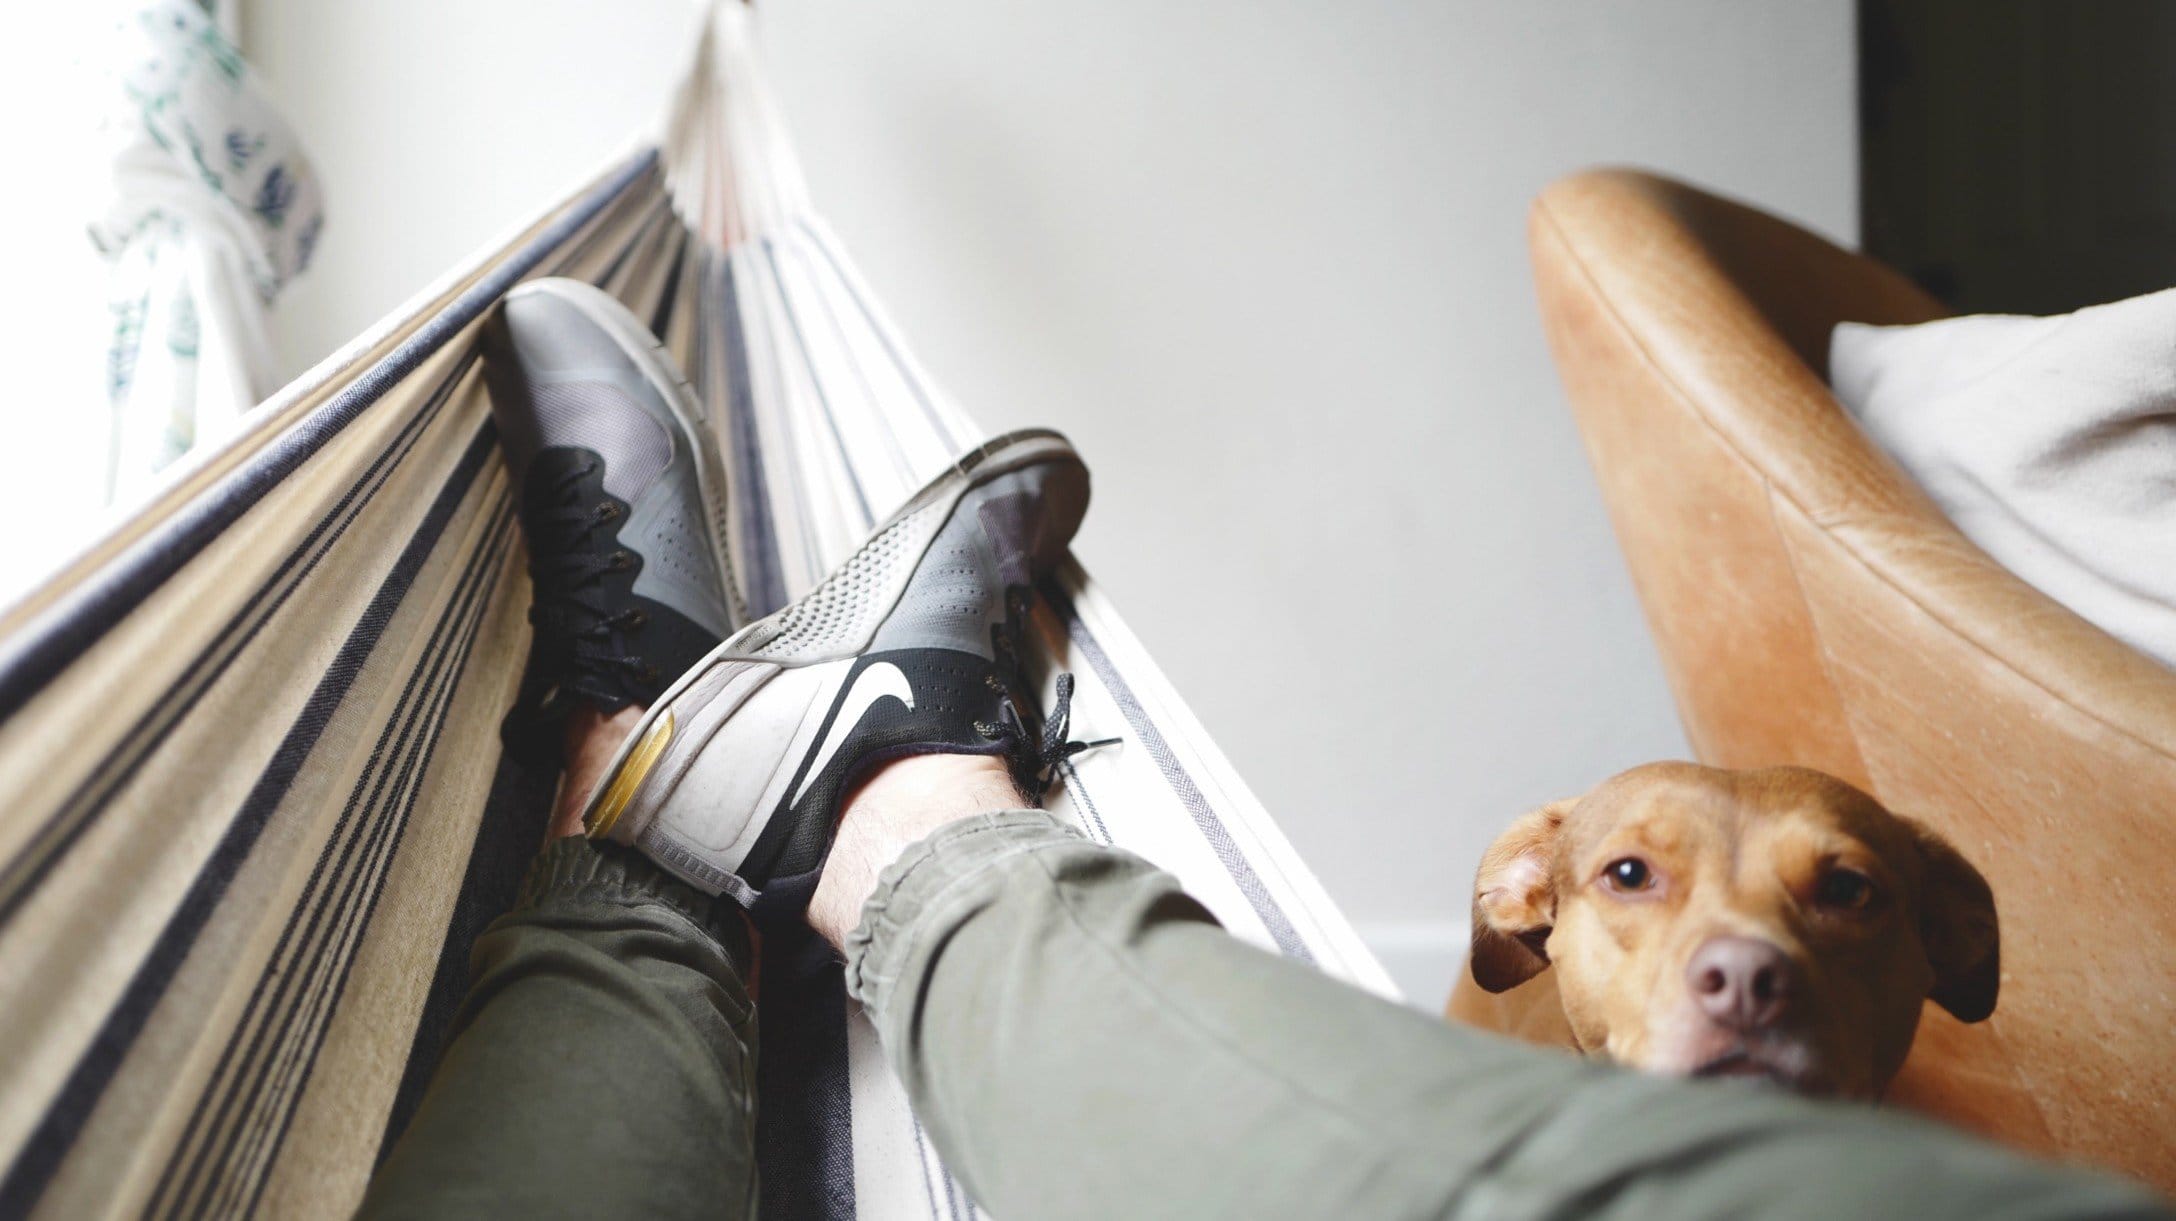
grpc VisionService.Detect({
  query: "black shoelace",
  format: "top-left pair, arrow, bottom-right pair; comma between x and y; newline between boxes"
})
525,460 -> 659,700
983,584 -> 1118,798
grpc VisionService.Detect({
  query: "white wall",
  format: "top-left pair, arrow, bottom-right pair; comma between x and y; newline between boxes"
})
248,0 -> 1857,1009
0,10 -> 146,596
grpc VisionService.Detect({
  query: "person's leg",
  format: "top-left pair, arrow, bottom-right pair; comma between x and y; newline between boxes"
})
360,709 -> 759,1221
813,754 -> 2167,1221
364,280 -> 761,1219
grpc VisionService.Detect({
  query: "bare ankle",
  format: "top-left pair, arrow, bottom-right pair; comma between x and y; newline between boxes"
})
548,704 -> 648,841
807,752 -> 1029,948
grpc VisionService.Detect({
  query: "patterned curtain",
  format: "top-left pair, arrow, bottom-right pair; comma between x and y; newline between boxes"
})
90,0 -> 323,499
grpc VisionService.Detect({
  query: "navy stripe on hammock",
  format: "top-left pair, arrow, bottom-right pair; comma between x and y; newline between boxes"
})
708,253 -> 790,616
596,196 -> 673,293
227,508 -> 515,1219
0,428 -> 504,1218
0,353 -> 479,929
152,486 -> 515,1218
648,223 -> 692,338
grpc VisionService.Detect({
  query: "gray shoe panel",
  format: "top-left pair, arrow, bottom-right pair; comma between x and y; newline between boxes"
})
519,377 -> 675,504
625,473 -> 733,639
499,285 -> 648,376
488,282 -> 736,640
866,506 -> 1006,661
495,290 -> 684,504
724,432 -> 1087,667
868,464 -> 1084,660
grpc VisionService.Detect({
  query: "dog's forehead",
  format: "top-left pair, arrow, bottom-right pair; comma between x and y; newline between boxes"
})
1566,763 -> 1918,866
1567,763 -> 1734,838
1736,767 -> 1923,859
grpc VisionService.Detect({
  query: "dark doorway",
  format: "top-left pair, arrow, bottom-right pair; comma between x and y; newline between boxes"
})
1860,0 -> 2176,314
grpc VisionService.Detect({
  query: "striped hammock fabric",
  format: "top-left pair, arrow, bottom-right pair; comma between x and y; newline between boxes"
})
0,7 -> 1390,1218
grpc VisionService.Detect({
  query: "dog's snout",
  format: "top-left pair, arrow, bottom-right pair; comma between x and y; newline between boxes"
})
1686,936 -> 1796,1030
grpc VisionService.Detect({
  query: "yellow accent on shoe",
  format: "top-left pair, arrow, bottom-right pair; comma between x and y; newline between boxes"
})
586,709 -> 674,839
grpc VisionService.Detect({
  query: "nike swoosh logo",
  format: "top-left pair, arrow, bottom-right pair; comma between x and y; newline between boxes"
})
791,661 -> 915,807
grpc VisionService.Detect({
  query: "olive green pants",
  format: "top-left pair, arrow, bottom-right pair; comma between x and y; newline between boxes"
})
361,812 -> 2164,1220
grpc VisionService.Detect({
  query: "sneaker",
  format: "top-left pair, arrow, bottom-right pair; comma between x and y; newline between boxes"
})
580,428 -> 1092,913
482,277 -> 745,765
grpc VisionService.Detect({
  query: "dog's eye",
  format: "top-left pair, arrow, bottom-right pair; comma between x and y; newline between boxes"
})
1815,867 -> 1875,910
1602,857 -> 1653,891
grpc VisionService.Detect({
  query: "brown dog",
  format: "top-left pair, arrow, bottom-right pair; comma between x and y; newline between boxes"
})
1469,762 -> 1998,1099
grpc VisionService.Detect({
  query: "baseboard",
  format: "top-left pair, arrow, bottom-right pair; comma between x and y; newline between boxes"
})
1356,920 -> 1469,1014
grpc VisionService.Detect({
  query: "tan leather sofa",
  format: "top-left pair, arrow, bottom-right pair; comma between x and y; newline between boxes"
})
1445,169 -> 2176,1191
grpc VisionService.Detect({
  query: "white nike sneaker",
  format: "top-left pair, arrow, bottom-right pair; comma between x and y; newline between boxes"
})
580,429 -> 1092,913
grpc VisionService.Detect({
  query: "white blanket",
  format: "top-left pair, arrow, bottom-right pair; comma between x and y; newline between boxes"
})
1831,290 -> 2176,670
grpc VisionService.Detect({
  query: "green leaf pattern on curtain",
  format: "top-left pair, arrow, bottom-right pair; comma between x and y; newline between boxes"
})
89,0 -> 323,498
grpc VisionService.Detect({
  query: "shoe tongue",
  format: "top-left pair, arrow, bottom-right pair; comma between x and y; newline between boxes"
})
529,602 -> 587,636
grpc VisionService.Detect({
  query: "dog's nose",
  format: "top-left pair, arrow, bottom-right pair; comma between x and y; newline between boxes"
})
1686,936 -> 1797,1030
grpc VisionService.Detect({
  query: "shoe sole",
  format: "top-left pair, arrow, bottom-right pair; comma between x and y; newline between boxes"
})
505,277 -> 748,626
580,427 -> 1086,838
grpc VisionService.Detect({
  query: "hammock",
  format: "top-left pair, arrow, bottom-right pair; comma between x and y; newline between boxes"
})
0,7 -> 1391,1218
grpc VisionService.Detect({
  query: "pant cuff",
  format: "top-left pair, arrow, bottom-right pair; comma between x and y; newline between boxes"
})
518,836 -> 751,965
843,810 -> 1085,1016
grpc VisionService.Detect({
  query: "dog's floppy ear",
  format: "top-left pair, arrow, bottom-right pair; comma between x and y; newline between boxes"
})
1469,798 -> 1577,993
1908,819 -> 2000,1023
